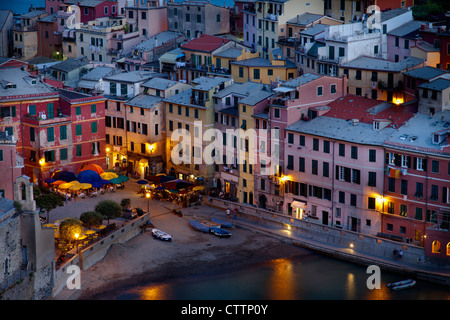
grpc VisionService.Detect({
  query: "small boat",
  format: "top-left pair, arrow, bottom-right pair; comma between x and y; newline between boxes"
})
387,279 -> 416,291
210,226 -> 231,238
211,218 -> 233,228
151,228 -> 172,241
200,219 -> 221,229
189,219 -> 210,233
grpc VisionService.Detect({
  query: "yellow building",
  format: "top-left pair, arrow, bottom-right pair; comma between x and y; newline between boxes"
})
411,41 -> 441,68
164,76 -> 233,185
340,56 -> 425,102
231,47 -> 297,84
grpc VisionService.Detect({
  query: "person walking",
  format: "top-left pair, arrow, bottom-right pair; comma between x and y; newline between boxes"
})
226,208 -> 231,218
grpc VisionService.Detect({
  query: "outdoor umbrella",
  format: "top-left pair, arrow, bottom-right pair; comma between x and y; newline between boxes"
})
100,172 -> 118,180
79,183 -> 92,189
155,186 -> 166,191
68,184 -> 81,191
137,179 -> 149,185
192,185 -> 205,191
45,178 -> 55,184
147,174 -> 175,183
161,179 -> 193,190
77,170 -> 102,184
51,170 -> 77,182
110,175 -> 128,184
52,180 -> 66,186
77,163 -> 104,175
91,181 -> 104,188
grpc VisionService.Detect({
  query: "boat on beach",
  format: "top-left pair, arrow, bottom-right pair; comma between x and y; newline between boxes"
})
387,279 -> 416,291
189,219 -> 210,232
211,218 -> 233,228
210,226 -> 231,238
151,228 -> 172,241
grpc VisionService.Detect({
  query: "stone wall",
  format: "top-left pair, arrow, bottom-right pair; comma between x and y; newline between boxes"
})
52,214 -> 150,297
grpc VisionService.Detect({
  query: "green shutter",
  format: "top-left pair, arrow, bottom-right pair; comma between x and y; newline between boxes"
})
60,148 -> 67,160
0,150 -> 3,161
28,105 -> 36,115
91,104 -> 96,113
76,145 -> 82,156
47,103 -> 54,119
60,125 -> 67,140
11,106 -> 16,117
47,127 -> 54,142
30,127 -> 35,142
76,124 -> 82,136
91,121 -> 97,133
76,106 -> 81,115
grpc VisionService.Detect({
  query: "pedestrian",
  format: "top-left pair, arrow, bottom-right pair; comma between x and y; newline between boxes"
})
393,249 -> 398,259
398,249 -> 403,259
233,208 -> 238,219
226,208 -> 231,218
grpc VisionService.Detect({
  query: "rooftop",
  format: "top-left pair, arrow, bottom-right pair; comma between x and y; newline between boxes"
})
341,56 -> 424,72
125,94 -> 162,109
384,111 -> 450,155
134,31 -> 183,52
286,12 -> 324,26
231,57 -> 296,68
181,34 -> 230,53
191,76 -> 228,91
387,20 -> 422,39
279,73 -> 322,88
142,77 -> 179,90
403,66 -> 448,81
80,66 -> 116,81
418,78 -> 450,91
103,70 -> 157,83
50,56 -> 89,73
0,68 -> 56,98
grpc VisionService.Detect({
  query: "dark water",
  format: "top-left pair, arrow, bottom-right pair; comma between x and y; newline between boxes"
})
102,252 -> 449,300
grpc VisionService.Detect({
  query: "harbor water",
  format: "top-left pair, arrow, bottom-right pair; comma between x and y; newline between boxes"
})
100,251 -> 449,300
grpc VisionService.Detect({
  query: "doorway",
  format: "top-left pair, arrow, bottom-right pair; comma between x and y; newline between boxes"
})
322,211 -> 329,225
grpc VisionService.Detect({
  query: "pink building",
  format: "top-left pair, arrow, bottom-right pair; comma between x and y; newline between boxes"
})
387,20 -> 422,63
382,110 -> 450,253
69,0 -> 118,24
284,95 -> 414,236
0,131 -> 24,200
254,73 -> 346,212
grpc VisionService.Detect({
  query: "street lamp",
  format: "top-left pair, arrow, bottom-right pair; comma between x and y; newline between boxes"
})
74,233 -> 79,254
146,192 -> 151,215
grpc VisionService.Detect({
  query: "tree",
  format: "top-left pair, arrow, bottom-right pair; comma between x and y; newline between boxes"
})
80,211 -> 104,229
59,218 -> 83,249
36,193 -> 64,223
120,198 -> 131,211
94,200 -> 122,225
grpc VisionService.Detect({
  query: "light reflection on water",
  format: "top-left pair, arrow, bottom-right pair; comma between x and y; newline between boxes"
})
109,253 -> 449,300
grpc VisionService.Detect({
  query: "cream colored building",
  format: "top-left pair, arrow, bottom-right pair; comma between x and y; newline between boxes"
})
254,0 -> 322,59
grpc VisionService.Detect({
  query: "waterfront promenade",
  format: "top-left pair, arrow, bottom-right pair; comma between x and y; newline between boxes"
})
51,177 -> 449,300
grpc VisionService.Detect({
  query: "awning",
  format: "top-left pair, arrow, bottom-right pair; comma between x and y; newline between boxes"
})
291,201 -> 306,209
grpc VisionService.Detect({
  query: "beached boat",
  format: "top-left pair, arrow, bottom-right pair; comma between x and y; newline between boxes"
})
387,279 -> 416,291
211,218 -> 233,228
210,226 -> 231,238
200,219 -> 221,229
189,219 -> 210,233
151,228 -> 172,241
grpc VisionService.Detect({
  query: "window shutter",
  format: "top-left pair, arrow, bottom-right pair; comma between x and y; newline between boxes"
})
407,156 -> 411,168
423,159 -> 428,172
443,187 -> 448,204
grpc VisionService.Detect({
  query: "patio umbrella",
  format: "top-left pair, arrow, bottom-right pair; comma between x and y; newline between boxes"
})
58,182 -> 73,189
100,172 -> 118,180
91,181 -> 104,188
178,189 -> 189,194
155,186 -> 166,191
77,163 -> 104,175
162,179 -> 193,190
137,179 -> 149,185
77,169 -> 103,184
45,178 -> 55,184
51,170 -> 77,182
110,175 -> 128,184
79,183 -> 92,189
68,184 -> 81,191
147,174 -> 176,183
52,180 -> 65,186
192,185 -> 205,191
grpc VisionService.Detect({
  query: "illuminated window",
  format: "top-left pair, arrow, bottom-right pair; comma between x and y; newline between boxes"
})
432,240 -> 441,253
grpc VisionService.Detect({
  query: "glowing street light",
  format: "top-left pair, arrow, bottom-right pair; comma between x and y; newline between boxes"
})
74,233 -> 79,254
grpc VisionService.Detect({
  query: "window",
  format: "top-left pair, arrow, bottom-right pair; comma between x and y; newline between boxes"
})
30,127 -> 35,142
317,86 -> 323,96
288,133 -> 294,144
431,160 -> 439,173
388,177 -> 395,192
401,179 -> 408,195
431,185 -> 439,201
312,160 -> 318,175
60,125 -> 67,140
274,108 -> 280,118
47,127 -> 54,142
323,162 -> 329,177
415,207 -> 423,220
339,143 -> 345,156
339,191 -> 345,204
253,69 -> 260,80
368,172 -> 376,187
400,204 -> 407,217
313,138 -> 319,151
369,149 -> 376,162
287,155 -> 294,170
368,197 -> 376,210
355,70 -> 362,80
75,124 -> 82,136
91,104 -> 96,114
387,201 -> 394,214
44,150 -> 55,162
76,145 -> 82,157
350,194 -> 357,207
239,67 -> 244,78
216,14 -> 221,22
323,140 -> 330,153
330,84 -> 336,94
299,157 -> 305,172
91,121 -> 97,133
415,182 -> 424,198
299,135 -> 305,146
351,146 -> 358,159
60,148 -> 67,160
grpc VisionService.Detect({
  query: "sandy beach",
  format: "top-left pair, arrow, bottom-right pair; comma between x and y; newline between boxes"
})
56,205 -> 306,300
